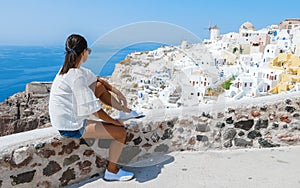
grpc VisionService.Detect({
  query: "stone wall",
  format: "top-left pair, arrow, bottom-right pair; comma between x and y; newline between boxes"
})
1,82 -> 300,187
0,133 -> 107,188
1,93 -> 300,187
0,124 -> 178,188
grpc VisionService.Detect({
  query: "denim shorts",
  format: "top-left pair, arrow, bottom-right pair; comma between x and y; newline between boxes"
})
58,119 -> 87,139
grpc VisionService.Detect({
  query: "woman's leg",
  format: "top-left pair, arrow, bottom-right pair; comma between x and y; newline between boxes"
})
82,119 -> 126,173
94,82 -> 130,112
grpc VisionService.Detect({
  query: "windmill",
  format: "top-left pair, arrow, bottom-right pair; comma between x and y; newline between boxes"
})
203,20 -> 213,32
204,20 -> 220,41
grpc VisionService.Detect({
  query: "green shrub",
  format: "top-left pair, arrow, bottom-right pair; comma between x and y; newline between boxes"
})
222,80 -> 232,90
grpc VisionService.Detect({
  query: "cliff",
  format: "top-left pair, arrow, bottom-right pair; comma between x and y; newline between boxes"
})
0,82 -> 52,136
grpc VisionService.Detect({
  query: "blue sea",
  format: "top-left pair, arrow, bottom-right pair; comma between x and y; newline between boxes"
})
0,43 -> 163,102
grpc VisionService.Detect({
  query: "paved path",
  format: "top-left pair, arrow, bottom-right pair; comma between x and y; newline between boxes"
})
68,145 -> 300,188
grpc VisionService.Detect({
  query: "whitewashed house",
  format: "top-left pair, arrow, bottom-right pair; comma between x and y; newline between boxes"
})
278,18 -> 300,30
262,44 -> 280,64
227,74 -> 254,100
273,29 -> 292,53
228,67 -> 282,100
239,53 -> 263,69
180,65 -> 219,103
250,68 -> 282,93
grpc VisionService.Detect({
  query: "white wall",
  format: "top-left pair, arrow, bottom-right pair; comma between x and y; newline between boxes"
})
263,44 -> 280,63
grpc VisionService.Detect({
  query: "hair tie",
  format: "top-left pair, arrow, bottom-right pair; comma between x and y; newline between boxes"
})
68,48 -> 77,54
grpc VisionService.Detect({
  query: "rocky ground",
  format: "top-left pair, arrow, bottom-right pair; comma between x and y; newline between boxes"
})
0,91 -> 51,136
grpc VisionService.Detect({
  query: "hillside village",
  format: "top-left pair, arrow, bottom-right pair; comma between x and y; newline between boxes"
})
110,18 -> 300,110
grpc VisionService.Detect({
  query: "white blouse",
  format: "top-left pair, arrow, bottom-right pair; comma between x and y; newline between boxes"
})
49,66 -> 101,130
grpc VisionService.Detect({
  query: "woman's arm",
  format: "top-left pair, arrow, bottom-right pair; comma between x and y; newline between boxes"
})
97,77 -> 113,91
97,77 -> 128,107
94,109 -> 124,126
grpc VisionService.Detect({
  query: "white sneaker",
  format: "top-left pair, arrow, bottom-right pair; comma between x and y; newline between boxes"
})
104,169 -> 134,181
118,110 -> 145,121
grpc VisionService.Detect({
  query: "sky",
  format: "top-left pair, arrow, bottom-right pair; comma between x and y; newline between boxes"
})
0,0 -> 300,46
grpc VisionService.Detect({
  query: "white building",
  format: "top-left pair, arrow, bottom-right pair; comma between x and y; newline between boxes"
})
228,74 -> 255,99
269,29 -> 292,53
239,52 -> 263,68
238,22 -> 271,55
227,67 -> 282,100
262,44 -> 280,63
278,18 -> 300,30
239,31 -> 270,46
181,66 -> 219,103
181,40 -> 189,49
291,29 -> 300,55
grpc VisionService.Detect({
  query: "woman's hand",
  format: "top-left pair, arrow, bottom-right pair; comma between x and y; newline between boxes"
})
95,109 -> 125,126
115,90 -> 128,110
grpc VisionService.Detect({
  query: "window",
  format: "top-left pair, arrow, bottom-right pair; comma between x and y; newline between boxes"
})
250,83 -> 252,87
245,83 -> 247,87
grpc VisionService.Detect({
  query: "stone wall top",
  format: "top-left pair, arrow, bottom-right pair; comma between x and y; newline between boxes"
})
0,127 -> 58,154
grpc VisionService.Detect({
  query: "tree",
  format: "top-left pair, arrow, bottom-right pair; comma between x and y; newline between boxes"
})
222,80 -> 232,90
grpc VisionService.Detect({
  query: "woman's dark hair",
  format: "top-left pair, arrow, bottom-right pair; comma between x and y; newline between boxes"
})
59,34 -> 88,75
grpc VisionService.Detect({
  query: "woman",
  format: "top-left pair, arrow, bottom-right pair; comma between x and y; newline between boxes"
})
49,34 -> 136,181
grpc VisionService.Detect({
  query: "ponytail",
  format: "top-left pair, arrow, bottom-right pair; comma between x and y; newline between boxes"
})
59,34 -> 88,75
59,51 -> 77,75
